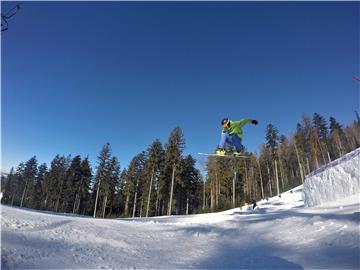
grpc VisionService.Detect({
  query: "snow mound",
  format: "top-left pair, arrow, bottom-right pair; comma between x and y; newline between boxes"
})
303,147 -> 360,207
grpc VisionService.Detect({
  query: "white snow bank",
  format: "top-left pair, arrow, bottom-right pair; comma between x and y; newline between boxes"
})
3,148 -> 360,270
303,147 -> 360,207
256,185 -> 304,212
2,185 -> 360,269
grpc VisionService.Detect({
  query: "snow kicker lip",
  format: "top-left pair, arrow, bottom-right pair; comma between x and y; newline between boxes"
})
306,147 -> 360,178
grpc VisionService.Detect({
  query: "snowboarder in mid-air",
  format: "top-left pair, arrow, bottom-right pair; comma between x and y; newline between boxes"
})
216,118 -> 258,156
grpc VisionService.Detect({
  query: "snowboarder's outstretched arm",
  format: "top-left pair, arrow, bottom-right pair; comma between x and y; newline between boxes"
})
234,118 -> 258,128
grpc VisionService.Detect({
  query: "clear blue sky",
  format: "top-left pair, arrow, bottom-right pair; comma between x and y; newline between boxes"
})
2,1 -> 359,173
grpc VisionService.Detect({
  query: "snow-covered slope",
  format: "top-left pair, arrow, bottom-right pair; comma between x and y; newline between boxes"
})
2,185 -> 359,269
304,147 -> 360,207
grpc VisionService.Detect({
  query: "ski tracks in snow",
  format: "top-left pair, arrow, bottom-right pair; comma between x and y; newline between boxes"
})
1,191 -> 359,269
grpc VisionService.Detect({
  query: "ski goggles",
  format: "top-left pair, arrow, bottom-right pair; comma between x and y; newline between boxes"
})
222,120 -> 230,128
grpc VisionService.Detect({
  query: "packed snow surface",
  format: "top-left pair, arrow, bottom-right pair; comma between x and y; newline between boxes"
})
2,185 -> 359,269
304,147 -> 360,207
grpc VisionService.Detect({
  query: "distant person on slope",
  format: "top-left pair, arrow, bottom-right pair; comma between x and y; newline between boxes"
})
252,199 -> 258,210
216,118 -> 258,156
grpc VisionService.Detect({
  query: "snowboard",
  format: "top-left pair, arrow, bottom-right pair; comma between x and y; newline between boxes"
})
198,152 -> 251,159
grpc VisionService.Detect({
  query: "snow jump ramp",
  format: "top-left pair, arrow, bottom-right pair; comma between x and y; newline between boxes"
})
303,147 -> 360,207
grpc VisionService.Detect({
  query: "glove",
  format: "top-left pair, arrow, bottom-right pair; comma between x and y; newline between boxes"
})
252,120 -> 258,125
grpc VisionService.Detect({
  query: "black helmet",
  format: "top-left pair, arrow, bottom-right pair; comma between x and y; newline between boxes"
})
221,118 -> 230,126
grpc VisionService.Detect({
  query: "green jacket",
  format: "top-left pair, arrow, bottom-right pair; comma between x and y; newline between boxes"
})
222,118 -> 253,139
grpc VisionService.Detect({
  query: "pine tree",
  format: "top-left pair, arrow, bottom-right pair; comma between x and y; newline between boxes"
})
58,155 -> 73,212
298,115 -> 313,158
329,117 -> 349,158
265,124 -> 279,157
42,163 -> 52,210
144,139 -> 164,217
20,156 -> 38,208
93,143 -> 112,218
265,124 -> 280,195
112,169 -> 127,216
176,155 -> 202,215
312,113 -> 330,166
107,156 -> 121,216
62,155 -> 82,213
78,157 -> 92,215
259,144 -> 273,197
12,163 -> 25,206
47,155 -> 67,212
206,157 -> 219,211
2,168 -> 16,205
1,175 -> 5,196
278,135 -> 291,191
295,115 -> 313,174
32,163 -> 48,209
344,123 -> 360,150
123,152 -> 146,217
206,155 -> 236,211
313,113 -> 328,141
329,117 -> 343,133
158,127 -> 185,216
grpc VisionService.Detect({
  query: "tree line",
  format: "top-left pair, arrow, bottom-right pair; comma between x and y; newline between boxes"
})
2,113 -> 360,216
1,127 -> 203,217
